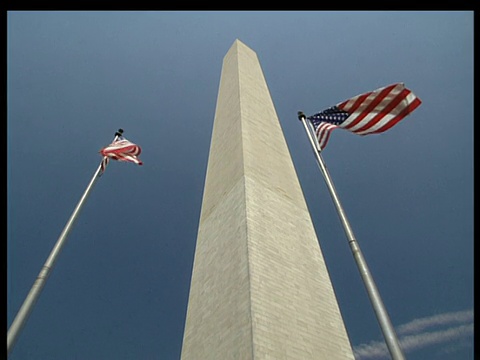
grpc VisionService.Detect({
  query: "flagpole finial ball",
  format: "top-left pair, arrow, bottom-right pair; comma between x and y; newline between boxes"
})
297,111 -> 306,121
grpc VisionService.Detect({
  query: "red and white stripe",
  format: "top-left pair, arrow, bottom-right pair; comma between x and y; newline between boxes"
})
338,82 -> 422,136
99,138 -> 143,173
316,122 -> 338,151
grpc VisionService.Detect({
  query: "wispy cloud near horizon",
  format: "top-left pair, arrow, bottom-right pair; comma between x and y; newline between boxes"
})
353,309 -> 473,359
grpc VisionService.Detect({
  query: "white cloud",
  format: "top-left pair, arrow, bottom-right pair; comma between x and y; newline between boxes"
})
397,309 -> 473,335
353,309 -> 474,359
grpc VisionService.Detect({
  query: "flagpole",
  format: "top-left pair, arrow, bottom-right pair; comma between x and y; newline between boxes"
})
7,128 -> 124,357
297,112 -> 405,360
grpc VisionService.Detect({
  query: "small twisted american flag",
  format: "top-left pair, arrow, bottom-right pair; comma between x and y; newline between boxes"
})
99,136 -> 143,174
307,83 -> 421,151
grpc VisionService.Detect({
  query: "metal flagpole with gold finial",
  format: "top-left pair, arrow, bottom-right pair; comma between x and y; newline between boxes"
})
297,111 -> 405,360
7,129 -> 125,357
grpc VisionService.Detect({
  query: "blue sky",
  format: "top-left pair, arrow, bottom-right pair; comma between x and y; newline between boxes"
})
7,11 -> 473,359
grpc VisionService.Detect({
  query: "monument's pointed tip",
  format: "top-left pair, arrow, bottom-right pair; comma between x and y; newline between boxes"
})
226,38 -> 256,57
233,38 -> 250,49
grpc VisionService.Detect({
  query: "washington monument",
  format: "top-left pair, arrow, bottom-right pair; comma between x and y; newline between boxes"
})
181,39 -> 354,359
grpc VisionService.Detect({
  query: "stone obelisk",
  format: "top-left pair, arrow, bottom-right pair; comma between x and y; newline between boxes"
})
181,39 -> 354,359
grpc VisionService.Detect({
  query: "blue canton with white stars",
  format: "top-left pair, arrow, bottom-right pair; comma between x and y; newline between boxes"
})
308,106 -> 350,127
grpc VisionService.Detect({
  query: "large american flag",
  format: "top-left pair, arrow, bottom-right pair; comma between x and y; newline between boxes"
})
99,137 -> 143,174
307,83 -> 422,151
